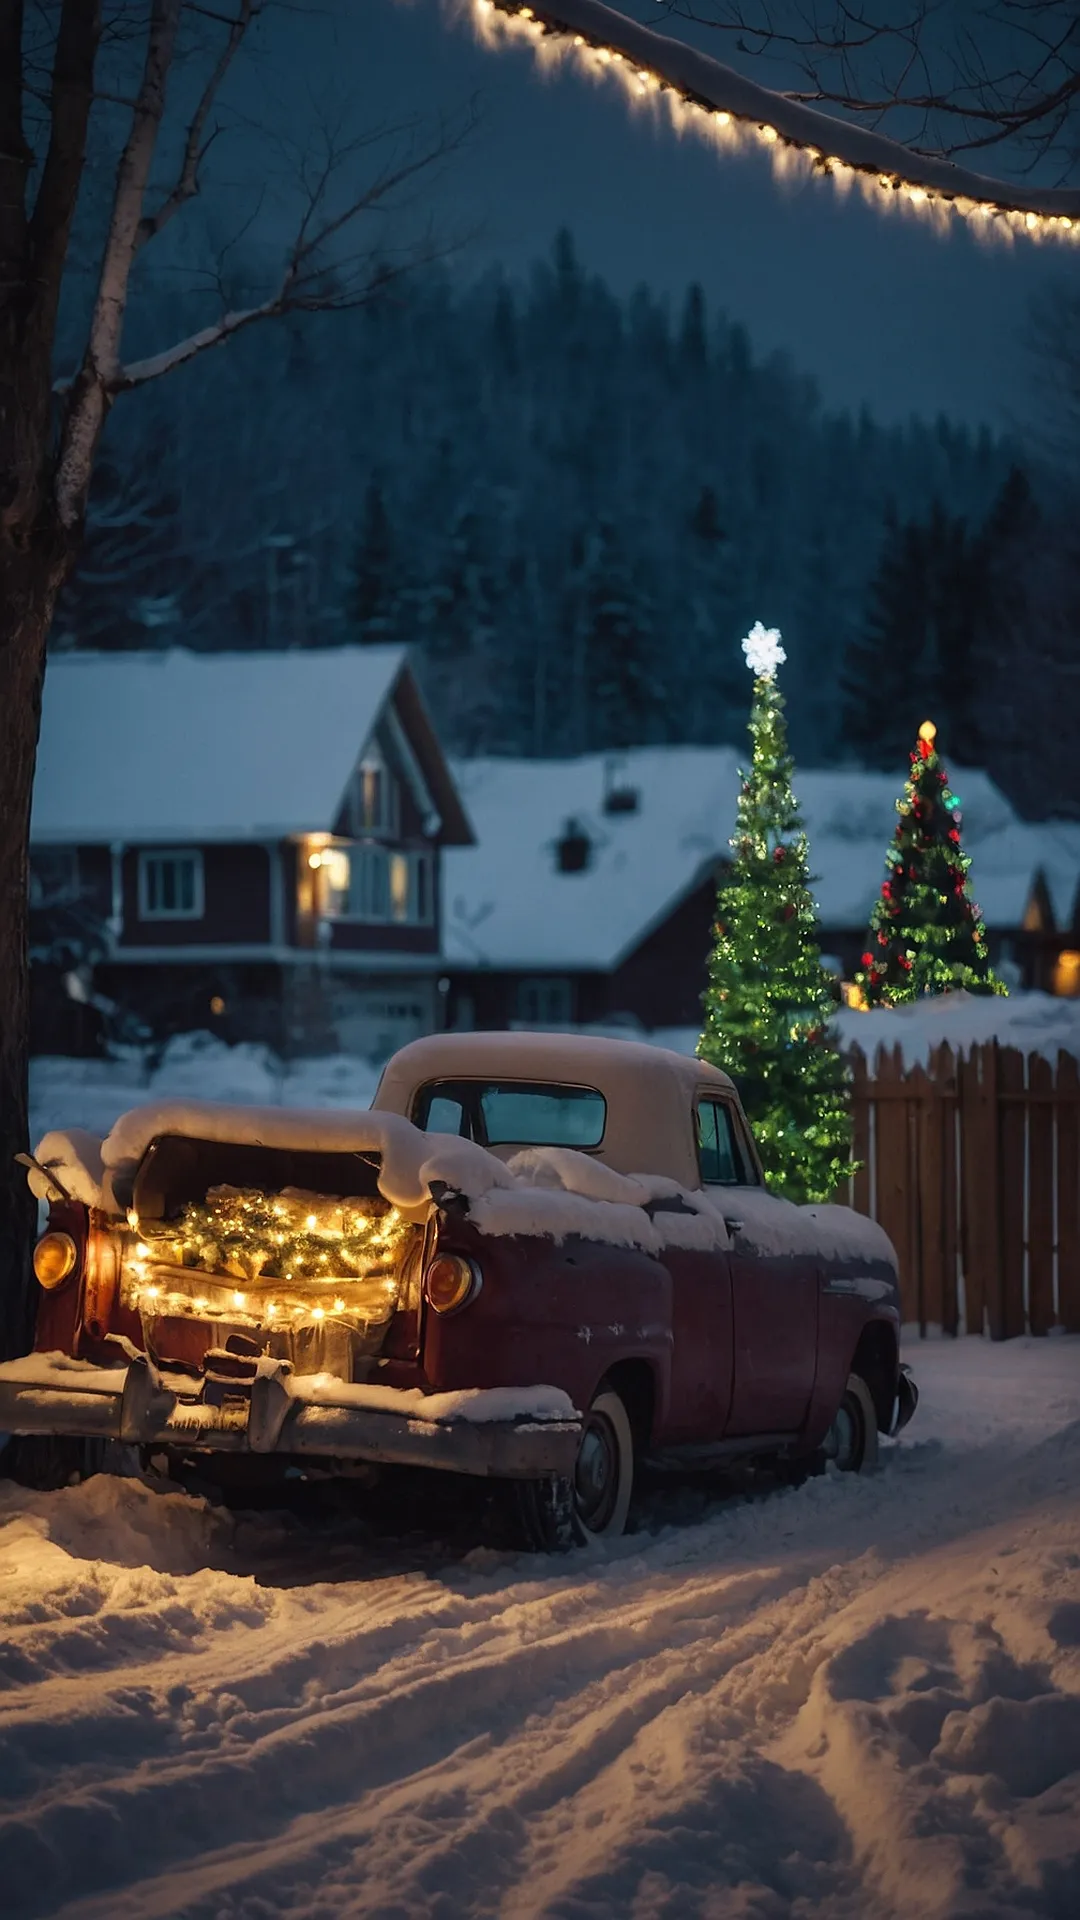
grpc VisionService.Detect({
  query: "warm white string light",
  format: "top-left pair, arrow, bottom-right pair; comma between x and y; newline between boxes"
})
464,0 -> 1078,245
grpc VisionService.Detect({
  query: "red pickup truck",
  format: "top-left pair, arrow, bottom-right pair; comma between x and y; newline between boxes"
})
1,1032 -> 915,1547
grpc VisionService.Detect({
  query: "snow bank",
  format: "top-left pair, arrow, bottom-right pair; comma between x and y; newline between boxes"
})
29,1033 -> 384,1159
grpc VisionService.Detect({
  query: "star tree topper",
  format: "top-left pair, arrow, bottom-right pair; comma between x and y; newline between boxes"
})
742,621 -> 786,680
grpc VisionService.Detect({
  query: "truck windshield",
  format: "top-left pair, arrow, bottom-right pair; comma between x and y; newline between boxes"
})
413,1079 -> 607,1149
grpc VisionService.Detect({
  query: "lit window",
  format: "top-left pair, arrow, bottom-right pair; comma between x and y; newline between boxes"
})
138,850 -> 203,920
351,751 -> 398,836
390,852 -> 410,922
1053,950 -> 1080,997
321,847 -> 433,925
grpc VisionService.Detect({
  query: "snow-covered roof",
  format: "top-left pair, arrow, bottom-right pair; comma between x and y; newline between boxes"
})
31,646 -> 418,843
443,748 -> 1068,971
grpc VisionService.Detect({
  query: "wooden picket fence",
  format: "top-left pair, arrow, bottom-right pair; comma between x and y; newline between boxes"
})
845,1043 -> 1080,1337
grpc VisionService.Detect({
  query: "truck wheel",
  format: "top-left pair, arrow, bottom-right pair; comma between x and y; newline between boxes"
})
823,1373 -> 879,1474
513,1387 -> 635,1551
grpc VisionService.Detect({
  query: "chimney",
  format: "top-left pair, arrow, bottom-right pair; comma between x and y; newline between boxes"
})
602,755 -> 640,816
556,818 -> 592,873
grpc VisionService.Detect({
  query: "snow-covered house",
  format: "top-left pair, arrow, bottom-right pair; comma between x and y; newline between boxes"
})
441,750 -> 1080,1034
30,648 -> 473,1057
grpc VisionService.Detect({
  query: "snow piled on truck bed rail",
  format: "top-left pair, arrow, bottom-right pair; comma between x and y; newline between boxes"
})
1,1336 -> 1078,1918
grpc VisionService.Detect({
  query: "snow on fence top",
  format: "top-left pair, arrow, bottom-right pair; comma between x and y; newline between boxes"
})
833,990 -> 1080,1070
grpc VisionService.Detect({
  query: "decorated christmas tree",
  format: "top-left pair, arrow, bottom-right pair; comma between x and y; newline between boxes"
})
699,624 -> 855,1203
856,721 -> 1006,1006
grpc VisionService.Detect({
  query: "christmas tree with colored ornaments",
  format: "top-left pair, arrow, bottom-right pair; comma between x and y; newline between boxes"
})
856,721 -> 1006,1006
699,624 -> 855,1203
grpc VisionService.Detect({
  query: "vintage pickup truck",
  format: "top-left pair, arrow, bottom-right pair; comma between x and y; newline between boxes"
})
1,1032 -> 916,1547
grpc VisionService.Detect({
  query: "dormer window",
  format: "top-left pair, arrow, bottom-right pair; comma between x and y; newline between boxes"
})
350,748 -> 399,838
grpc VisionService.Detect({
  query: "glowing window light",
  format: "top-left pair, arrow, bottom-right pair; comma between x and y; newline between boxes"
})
1053,950 -> 1080,997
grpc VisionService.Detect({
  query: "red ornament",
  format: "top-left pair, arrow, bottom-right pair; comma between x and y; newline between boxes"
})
861,951 -> 874,968
877,931 -> 888,946
919,738 -> 932,760
881,882 -> 893,899
869,968 -> 881,985
773,846 -> 786,864
899,955 -> 913,971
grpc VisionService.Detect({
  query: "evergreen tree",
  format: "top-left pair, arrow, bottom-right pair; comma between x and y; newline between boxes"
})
580,520 -> 657,750
842,499 -> 983,765
349,480 -> 399,641
855,721 -> 1005,1005
699,624 -> 855,1203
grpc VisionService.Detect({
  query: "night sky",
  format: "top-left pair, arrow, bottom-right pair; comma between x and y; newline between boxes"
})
286,0 -> 1073,435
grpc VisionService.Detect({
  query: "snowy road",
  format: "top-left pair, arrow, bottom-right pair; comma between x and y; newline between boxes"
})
2,1338 -> 1079,1920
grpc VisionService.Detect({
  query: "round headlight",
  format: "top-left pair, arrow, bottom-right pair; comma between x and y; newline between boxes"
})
424,1253 -> 479,1315
33,1231 -> 78,1290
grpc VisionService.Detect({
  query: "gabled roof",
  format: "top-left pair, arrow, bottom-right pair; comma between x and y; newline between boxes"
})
443,747 -> 1062,972
31,647 -> 472,846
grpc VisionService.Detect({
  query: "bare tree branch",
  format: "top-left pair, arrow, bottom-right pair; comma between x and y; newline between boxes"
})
111,107 -> 478,390
650,0 -> 1079,175
54,0 -> 184,527
135,0 -> 258,252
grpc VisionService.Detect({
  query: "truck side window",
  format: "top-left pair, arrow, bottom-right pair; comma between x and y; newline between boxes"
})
696,1099 -> 743,1185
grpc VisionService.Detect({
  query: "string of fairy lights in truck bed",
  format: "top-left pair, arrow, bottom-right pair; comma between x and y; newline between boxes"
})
466,0 -> 1078,243
123,1187 -> 414,1334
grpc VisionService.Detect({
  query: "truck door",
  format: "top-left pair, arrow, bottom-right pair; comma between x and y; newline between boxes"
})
696,1095 -> 818,1437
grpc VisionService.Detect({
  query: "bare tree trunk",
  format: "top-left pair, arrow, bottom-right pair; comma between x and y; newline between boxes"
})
0,1 -> 101,1357
0,536 -> 75,1357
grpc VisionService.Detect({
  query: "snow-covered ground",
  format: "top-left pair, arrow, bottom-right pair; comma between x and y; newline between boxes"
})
2,1337 -> 1078,1920
31,990 -> 1080,1155
29,1035 -> 383,1150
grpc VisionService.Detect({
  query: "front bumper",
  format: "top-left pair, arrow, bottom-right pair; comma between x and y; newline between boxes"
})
0,1352 -> 582,1481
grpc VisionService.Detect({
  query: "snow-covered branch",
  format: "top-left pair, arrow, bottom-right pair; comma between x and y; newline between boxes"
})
656,0 -> 1078,169
464,0 -> 1080,229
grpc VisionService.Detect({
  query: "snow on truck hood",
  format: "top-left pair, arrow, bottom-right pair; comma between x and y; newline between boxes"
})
27,1100 -> 896,1268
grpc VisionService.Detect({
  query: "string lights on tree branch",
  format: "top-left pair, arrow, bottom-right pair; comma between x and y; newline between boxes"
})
463,0 -> 1079,241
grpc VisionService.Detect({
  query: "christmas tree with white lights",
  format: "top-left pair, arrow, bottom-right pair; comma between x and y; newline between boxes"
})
698,624 -> 855,1202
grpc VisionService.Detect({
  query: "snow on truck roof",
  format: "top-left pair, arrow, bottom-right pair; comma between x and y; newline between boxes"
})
31,646 -> 471,845
443,748 -> 1067,968
373,1030 -> 735,1187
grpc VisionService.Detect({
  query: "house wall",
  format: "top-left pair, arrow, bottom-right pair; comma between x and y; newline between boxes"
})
446,875 -> 720,1034
119,844 -> 272,948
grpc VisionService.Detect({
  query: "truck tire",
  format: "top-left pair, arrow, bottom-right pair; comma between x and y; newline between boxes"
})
823,1373 -> 879,1474
513,1386 -> 635,1551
